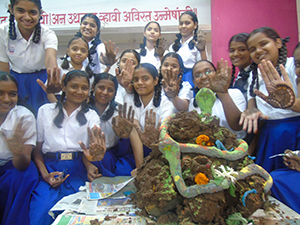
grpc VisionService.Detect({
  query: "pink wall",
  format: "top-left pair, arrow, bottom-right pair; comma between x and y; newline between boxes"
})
211,0 -> 298,70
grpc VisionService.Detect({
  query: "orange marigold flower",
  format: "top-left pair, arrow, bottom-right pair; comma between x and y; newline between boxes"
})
196,134 -> 210,146
195,172 -> 209,185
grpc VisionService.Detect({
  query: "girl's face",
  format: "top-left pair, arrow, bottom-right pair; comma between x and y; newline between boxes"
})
67,39 -> 89,66
80,17 -> 99,42
193,61 -> 216,90
94,79 -> 116,106
247,32 -> 282,66
10,0 -> 41,35
161,57 -> 181,79
132,67 -> 158,97
229,41 -> 251,69
143,22 -> 161,43
179,14 -> 197,39
119,53 -> 139,71
294,47 -> 300,77
0,80 -> 18,116
63,77 -> 89,106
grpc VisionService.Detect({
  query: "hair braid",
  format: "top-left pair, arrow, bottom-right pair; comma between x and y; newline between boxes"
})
101,101 -> 118,121
53,92 -> 65,128
8,13 -> 16,40
76,100 -> 89,125
229,65 -> 236,88
139,37 -> 147,56
32,21 -> 41,43
172,33 -> 182,52
60,53 -> 70,70
89,32 -> 101,55
153,76 -> 162,107
276,38 -> 288,75
249,62 -> 258,97
188,25 -> 198,50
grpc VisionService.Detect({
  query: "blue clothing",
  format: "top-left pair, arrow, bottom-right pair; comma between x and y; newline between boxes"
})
10,69 -> 49,113
0,161 -> 38,225
182,68 -> 194,89
30,154 -> 87,225
270,168 -> 300,214
255,116 -> 300,172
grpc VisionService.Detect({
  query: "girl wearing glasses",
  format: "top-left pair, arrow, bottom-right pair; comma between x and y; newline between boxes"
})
189,59 -> 246,139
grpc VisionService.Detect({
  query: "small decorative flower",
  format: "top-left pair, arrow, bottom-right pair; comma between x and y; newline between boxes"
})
195,172 -> 209,185
196,134 -> 214,146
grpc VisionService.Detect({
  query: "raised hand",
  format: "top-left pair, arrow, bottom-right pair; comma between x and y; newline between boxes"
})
155,37 -> 167,58
162,68 -> 181,99
209,59 -> 231,93
194,29 -> 206,52
43,171 -> 70,188
115,59 -> 134,88
43,67 -> 63,93
79,125 -> 106,161
1,119 -> 32,155
100,40 -> 119,66
134,109 -> 161,149
254,60 -> 295,109
112,102 -> 135,138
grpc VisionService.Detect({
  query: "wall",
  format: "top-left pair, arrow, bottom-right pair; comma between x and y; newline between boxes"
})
211,0 -> 298,68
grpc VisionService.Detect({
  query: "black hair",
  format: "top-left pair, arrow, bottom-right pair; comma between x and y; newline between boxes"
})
139,21 -> 161,57
191,60 -> 216,107
117,49 -> 141,73
89,73 -> 118,121
228,33 -> 250,87
53,70 -> 90,128
8,0 -> 42,43
159,52 -> 184,90
75,13 -> 101,56
172,11 -> 198,52
60,37 -> 94,78
247,27 -> 289,97
133,63 -> 161,108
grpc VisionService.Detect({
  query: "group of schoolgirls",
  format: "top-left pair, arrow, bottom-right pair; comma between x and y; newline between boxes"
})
1,0 -> 300,224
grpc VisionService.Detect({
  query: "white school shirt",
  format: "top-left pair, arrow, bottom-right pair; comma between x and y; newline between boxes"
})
169,36 -> 201,69
37,103 -> 100,154
100,104 -> 119,149
127,94 -> 176,130
136,47 -> 161,70
189,89 -> 246,139
0,105 -> 36,166
0,22 -> 58,73
161,81 -> 193,112
83,39 -> 106,74
115,84 -> 126,105
247,57 -> 300,120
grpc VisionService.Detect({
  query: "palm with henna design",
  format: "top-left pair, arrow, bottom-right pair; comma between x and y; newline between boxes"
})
194,29 -> 206,52
155,37 -> 166,58
134,109 -> 161,149
162,68 -> 181,99
209,59 -> 231,93
254,60 -> 295,109
37,67 -> 63,93
112,103 -> 135,138
100,40 -> 119,66
115,59 -> 134,88
79,125 -> 106,161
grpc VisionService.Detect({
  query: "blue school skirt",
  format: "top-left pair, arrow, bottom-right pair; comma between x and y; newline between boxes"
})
10,69 -> 49,113
30,153 -> 87,225
271,168 -> 300,214
182,68 -> 194,89
255,116 -> 300,172
0,161 -> 38,225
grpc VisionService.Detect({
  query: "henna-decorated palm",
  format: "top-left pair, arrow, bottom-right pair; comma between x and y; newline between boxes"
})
209,59 -> 231,93
162,68 -> 181,99
134,109 -> 161,149
1,119 -> 32,155
155,37 -> 166,58
112,102 -> 135,138
115,59 -> 134,88
100,40 -> 119,66
46,67 -> 63,93
255,60 -> 295,109
79,125 -> 106,161
194,29 -> 206,52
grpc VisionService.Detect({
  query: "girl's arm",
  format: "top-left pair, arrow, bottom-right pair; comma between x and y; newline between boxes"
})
44,48 -> 58,71
130,122 -> 144,168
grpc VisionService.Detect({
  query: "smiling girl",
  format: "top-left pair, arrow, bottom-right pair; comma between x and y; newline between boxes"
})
0,0 -> 58,112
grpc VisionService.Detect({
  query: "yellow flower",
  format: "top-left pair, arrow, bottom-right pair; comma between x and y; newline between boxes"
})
195,172 -> 209,185
196,134 -> 212,146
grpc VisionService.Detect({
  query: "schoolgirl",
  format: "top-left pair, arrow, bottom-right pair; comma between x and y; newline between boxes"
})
169,11 -> 207,88
228,33 -> 252,101
160,52 -> 193,112
137,21 -> 163,70
30,70 -> 103,225
0,71 -> 38,225
75,13 -> 118,74
0,0 -> 58,112
115,49 -> 140,105
189,59 -> 246,139
239,27 -> 300,172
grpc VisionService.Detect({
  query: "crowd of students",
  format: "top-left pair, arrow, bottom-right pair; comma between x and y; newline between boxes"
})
1,0 -> 300,224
